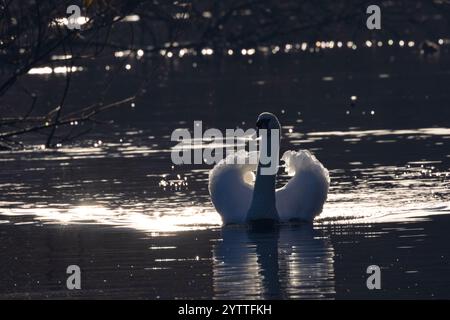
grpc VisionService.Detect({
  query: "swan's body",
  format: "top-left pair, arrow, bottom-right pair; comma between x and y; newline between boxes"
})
209,113 -> 329,225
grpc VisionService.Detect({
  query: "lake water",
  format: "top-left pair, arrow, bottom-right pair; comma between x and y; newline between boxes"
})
0,43 -> 449,299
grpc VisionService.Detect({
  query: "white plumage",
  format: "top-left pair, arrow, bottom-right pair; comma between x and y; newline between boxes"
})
276,150 -> 329,222
208,151 -> 256,225
208,113 -> 330,225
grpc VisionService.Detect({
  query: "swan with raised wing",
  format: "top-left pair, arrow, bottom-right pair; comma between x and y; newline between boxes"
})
208,112 -> 329,225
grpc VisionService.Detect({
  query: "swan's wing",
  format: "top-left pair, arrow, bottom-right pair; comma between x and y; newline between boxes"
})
208,151 -> 257,225
276,150 -> 330,222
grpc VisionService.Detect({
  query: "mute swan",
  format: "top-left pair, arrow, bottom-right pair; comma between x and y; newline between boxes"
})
208,112 -> 329,225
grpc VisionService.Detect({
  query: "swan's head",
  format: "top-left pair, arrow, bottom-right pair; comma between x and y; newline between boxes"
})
256,112 -> 281,131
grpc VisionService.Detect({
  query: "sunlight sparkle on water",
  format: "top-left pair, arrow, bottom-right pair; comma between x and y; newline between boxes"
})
0,205 -> 221,233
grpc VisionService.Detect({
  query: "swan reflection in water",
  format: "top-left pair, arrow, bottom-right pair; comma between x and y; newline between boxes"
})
212,225 -> 335,299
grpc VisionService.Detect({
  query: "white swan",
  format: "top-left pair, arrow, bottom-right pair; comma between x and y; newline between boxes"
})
208,112 -> 330,225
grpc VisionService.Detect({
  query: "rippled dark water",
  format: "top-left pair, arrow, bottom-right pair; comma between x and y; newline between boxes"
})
1,44 -> 449,299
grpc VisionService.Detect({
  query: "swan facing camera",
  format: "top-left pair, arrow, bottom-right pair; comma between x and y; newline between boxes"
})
209,112 -> 330,226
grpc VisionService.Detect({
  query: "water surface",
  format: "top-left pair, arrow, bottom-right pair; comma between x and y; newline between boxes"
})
1,44 -> 450,299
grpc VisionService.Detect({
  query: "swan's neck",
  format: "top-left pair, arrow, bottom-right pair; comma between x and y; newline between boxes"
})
246,129 -> 280,223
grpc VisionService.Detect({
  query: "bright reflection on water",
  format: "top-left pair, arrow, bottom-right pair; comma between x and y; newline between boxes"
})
0,125 -> 449,232
1,205 -> 220,233
0,126 -> 449,232
213,226 -> 335,299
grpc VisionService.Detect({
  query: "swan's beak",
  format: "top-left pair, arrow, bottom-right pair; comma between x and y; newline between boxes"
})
255,120 -> 264,137
255,118 -> 269,132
